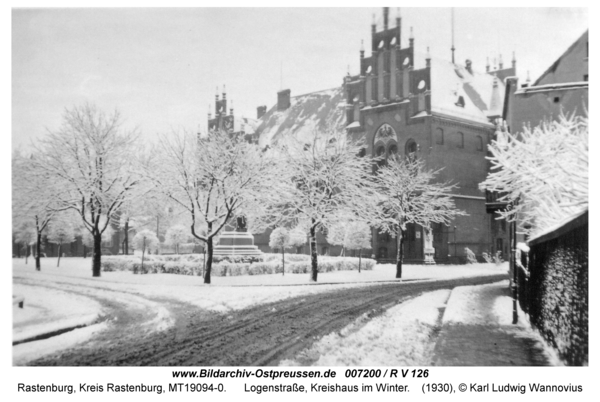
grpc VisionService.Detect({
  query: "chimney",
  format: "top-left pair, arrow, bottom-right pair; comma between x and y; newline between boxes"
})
257,105 -> 267,119
465,59 -> 473,75
277,89 -> 291,111
383,7 -> 389,31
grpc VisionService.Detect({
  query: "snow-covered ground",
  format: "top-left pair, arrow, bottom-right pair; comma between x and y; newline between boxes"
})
280,280 -> 560,366
280,290 -> 451,366
13,284 -> 104,344
442,280 -> 563,365
12,257 -> 508,365
13,257 -> 507,312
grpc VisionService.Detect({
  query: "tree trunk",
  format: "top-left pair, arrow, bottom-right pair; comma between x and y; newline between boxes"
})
141,238 -> 146,273
310,224 -> 318,282
204,235 -> 213,284
35,233 -> 42,271
92,231 -> 102,277
202,248 -> 206,277
358,248 -> 362,273
395,225 -> 404,279
124,219 -> 129,255
282,248 -> 285,276
25,245 -> 28,264
57,243 -> 62,267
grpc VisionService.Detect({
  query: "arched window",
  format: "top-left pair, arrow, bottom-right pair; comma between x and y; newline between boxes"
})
376,145 -> 386,167
456,132 -> 464,148
436,128 -> 444,145
477,135 -> 483,151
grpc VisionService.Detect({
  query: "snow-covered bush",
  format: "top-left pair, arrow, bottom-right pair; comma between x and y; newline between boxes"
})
494,251 -> 503,265
482,252 -> 493,264
101,255 -> 140,272
133,261 -> 163,274
212,255 -> 263,264
464,247 -> 477,264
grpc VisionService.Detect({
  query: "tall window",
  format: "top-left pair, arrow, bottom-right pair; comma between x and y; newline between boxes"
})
477,135 -> 483,151
436,128 -> 444,145
376,145 -> 386,167
405,139 -> 417,159
456,132 -> 464,148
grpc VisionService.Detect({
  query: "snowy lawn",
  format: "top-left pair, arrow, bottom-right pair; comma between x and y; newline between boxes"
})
280,290 -> 451,366
13,258 -> 507,313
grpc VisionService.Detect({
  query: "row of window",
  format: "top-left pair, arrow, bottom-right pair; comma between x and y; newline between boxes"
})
435,128 -> 484,151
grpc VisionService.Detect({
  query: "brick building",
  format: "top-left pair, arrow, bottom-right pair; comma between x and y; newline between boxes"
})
218,8 -> 519,263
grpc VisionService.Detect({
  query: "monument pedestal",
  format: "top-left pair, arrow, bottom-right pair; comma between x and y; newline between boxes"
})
213,231 -> 263,257
213,217 -> 263,257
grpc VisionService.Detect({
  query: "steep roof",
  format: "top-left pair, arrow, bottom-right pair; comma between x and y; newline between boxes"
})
430,57 -> 505,125
534,30 -> 588,86
234,116 -> 259,135
255,87 -> 346,147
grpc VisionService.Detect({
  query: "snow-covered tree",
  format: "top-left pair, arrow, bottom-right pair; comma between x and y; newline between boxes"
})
326,220 -> 348,256
275,130 -> 379,282
288,226 -> 307,252
80,221 -> 114,258
46,214 -> 76,267
33,104 -> 140,277
327,219 -> 371,271
14,222 -> 36,264
132,229 -> 159,271
479,114 -> 588,237
12,150 -> 68,270
345,221 -> 372,272
147,130 -> 281,284
269,227 -> 291,275
375,156 -> 464,278
165,224 -> 189,254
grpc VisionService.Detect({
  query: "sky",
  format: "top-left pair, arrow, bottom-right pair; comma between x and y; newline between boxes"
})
11,7 -> 589,149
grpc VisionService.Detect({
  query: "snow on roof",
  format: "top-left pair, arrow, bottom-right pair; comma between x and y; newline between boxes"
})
235,116 -> 259,135
430,57 -> 503,125
256,87 -> 346,147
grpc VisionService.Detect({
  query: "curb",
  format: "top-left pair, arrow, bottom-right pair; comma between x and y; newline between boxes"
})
12,313 -> 106,346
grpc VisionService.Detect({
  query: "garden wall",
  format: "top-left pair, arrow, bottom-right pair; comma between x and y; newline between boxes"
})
520,210 -> 588,366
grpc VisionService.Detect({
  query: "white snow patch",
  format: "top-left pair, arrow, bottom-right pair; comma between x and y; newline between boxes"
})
280,290 -> 450,366
13,284 -> 104,343
13,322 -> 109,366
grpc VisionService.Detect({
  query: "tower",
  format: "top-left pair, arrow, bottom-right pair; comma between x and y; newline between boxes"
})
208,85 -> 235,133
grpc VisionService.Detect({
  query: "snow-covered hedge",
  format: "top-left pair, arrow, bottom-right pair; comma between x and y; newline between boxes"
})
101,254 -> 375,276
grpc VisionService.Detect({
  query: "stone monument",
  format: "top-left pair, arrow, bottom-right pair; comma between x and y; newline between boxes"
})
213,216 -> 263,257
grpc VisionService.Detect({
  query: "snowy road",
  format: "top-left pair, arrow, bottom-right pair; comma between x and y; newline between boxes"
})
21,273 -> 508,366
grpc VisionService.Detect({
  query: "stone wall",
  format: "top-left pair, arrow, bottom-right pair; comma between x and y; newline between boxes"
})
522,211 -> 588,365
